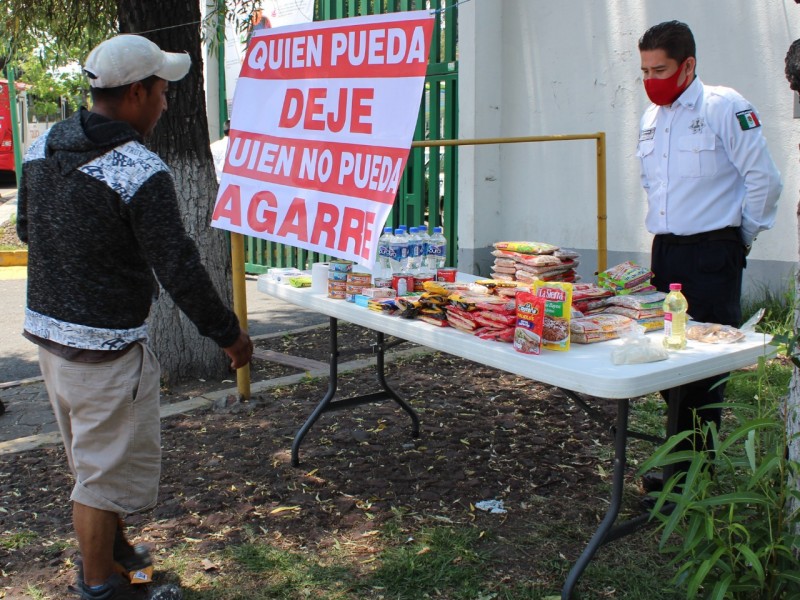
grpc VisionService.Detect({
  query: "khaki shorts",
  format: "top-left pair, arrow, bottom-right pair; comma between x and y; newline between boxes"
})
39,343 -> 161,515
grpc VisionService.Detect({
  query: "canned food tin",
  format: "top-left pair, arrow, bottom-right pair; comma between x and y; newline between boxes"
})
327,280 -> 347,292
373,277 -> 392,288
413,274 -> 435,292
346,273 -> 372,285
436,267 -> 457,282
328,259 -> 353,272
392,273 -> 415,296
327,270 -> 349,282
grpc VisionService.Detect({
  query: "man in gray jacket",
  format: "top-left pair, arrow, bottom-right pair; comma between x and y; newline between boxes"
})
17,34 -> 253,599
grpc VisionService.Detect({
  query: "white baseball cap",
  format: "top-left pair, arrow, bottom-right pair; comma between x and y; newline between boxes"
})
83,34 -> 191,88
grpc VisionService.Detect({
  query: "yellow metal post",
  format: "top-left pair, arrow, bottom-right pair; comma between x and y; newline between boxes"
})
596,132 -> 607,273
411,133 -> 608,275
230,232 -> 251,399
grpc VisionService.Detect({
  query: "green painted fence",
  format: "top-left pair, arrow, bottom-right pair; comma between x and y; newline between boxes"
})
243,0 -> 458,272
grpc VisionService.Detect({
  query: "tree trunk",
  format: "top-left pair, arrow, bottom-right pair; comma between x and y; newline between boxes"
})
789,200 -> 800,533
118,0 -> 233,386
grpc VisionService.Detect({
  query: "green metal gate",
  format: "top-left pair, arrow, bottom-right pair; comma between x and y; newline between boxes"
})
243,0 -> 458,272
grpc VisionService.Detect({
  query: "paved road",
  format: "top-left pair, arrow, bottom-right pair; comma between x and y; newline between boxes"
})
0,269 -> 329,446
0,185 -> 328,383
0,271 -> 327,383
0,181 -> 329,446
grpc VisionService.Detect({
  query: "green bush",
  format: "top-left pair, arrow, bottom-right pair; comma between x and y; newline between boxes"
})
639,356 -> 800,599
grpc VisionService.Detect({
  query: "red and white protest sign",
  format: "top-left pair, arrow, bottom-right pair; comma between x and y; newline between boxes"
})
211,11 -> 434,268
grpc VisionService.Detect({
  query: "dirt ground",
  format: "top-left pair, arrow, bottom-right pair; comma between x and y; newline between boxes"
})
0,322 -> 654,598
0,219 -> 25,248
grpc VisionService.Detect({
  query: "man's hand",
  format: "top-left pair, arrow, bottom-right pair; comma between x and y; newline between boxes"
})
224,331 -> 254,370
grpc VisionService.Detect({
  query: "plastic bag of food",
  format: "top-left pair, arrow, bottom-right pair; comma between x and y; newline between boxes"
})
570,314 -> 634,344
611,325 -> 668,364
597,261 -> 653,291
686,323 -> 745,344
493,241 -> 559,255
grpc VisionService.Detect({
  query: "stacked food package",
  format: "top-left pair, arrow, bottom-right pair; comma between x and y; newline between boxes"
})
593,292 -> 666,331
596,261 -> 655,295
567,261 -> 666,343
490,241 -> 580,284
570,314 -> 635,344
571,283 -> 614,314
401,280 -> 518,342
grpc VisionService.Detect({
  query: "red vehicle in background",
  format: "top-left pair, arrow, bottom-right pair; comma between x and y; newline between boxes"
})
0,79 -> 28,175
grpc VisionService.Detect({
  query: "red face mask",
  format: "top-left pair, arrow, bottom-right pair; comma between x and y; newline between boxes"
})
643,60 -> 690,106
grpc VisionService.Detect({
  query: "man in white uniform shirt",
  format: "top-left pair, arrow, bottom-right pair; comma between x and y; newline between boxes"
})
636,21 -> 782,495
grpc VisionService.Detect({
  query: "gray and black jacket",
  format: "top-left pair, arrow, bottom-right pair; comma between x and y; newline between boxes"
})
17,109 -> 240,352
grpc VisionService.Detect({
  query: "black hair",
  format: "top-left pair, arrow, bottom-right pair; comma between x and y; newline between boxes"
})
786,39 -> 800,92
89,75 -> 161,103
638,20 -> 696,65
223,119 -> 230,136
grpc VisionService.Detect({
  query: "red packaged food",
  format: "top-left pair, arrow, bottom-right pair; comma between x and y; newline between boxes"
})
513,291 -> 545,354
436,267 -> 458,282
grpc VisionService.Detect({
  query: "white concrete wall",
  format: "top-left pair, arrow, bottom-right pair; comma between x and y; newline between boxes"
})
458,0 -> 799,296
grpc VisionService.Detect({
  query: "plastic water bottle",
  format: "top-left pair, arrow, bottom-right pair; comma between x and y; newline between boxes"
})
426,226 -> 447,270
377,226 -> 393,277
389,228 -> 409,273
407,227 -> 423,274
663,283 -> 688,350
418,227 -> 431,273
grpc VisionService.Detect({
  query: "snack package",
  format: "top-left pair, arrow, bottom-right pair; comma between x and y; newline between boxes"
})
533,281 -> 573,351
570,314 -> 635,344
597,261 -> 653,291
494,241 -> 559,255
513,291 -> 545,354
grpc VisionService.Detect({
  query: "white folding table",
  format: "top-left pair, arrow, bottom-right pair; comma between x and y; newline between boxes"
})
257,273 -> 773,598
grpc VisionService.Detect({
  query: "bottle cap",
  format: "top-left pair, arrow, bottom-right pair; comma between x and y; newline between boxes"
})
434,226 -> 443,233
383,226 -> 392,233
669,283 -> 682,291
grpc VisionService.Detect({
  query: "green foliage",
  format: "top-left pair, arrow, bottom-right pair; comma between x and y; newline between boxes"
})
0,530 -> 38,550
639,355 -> 800,599
364,524 -> 488,599
231,543 -> 356,599
0,0 -> 116,64
16,44 -> 88,120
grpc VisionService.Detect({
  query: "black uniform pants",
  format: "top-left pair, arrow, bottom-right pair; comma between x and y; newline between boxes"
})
651,227 -> 746,476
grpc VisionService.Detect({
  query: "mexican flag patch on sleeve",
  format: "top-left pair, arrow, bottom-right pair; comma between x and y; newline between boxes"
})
736,109 -> 761,130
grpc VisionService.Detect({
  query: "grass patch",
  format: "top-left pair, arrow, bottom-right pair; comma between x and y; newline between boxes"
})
229,543 -> 355,599
24,584 -> 51,600
363,524 -> 488,599
0,530 -> 38,550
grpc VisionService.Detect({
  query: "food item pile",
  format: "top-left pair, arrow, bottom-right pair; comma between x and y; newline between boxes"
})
490,241 -> 580,284
579,290 -> 666,332
597,261 -> 655,295
570,314 -> 635,344
288,243 -> 751,352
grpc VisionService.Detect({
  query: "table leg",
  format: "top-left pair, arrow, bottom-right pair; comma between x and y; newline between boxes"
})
375,332 -> 420,438
291,316 -> 340,466
290,318 -> 420,466
561,399 -> 629,599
